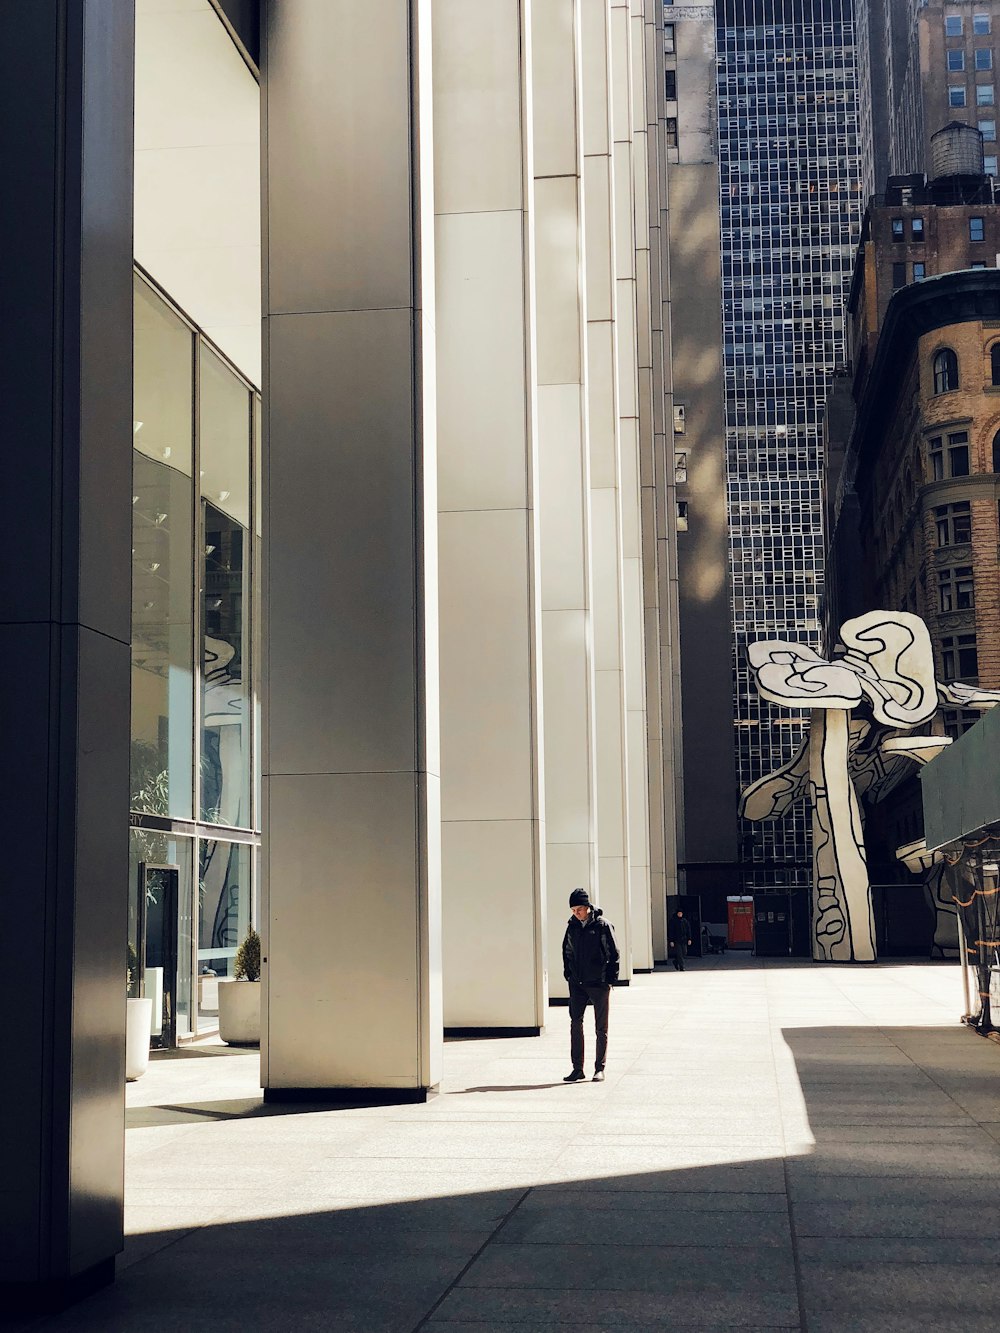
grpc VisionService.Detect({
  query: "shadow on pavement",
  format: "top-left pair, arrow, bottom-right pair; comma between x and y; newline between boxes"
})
14,1022 -> 1000,1333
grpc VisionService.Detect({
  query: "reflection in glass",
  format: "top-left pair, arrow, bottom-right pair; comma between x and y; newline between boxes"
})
200,346 -> 252,826
131,278 -> 194,819
197,840 -> 251,1027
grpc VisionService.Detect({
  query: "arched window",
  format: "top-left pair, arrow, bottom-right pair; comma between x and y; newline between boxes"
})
933,347 -> 958,394
991,343 -> 1000,386
993,429 -> 1000,472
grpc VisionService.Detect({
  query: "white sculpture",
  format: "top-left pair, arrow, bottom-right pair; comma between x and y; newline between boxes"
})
740,612 -> 970,963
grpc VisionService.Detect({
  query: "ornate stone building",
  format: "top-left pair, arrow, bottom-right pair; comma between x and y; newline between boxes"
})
828,256 -> 1000,933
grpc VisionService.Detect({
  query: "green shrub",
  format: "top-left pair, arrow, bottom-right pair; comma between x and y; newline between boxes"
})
234,927 -> 261,982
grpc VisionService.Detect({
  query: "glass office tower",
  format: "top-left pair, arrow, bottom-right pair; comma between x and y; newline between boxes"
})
715,0 -> 863,890
129,272 -> 260,1040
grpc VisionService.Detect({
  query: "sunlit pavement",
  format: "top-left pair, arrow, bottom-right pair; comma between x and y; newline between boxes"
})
26,956 -> 1000,1330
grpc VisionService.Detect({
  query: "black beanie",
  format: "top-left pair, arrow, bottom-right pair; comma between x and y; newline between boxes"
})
569,888 -> 591,908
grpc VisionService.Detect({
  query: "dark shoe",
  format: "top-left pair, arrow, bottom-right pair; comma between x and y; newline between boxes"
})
563,1069 -> 586,1083
592,1070 -> 605,1082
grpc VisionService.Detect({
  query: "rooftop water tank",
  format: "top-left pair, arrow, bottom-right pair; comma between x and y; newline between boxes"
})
930,121 -> 985,179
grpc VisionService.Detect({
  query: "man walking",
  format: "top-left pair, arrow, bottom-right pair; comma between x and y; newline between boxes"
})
562,888 -> 620,1083
668,907 -> 693,971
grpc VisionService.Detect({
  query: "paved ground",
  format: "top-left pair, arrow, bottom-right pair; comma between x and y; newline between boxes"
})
19,955 -> 1000,1330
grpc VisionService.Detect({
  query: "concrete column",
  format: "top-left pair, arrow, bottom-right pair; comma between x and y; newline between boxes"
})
659,49 -> 685,927
581,0 -> 633,978
434,0 -> 547,1033
614,0 -> 655,972
0,2 -> 133,1309
261,0 -> 442,1098
643,0 -> 678,962
531,1 -> 600,1002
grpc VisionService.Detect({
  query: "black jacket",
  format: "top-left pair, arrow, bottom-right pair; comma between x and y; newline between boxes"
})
563,909 -> 620,986
668,914 -> 692,946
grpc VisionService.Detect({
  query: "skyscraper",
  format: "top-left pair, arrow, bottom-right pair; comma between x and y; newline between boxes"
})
715,0 -> 863,895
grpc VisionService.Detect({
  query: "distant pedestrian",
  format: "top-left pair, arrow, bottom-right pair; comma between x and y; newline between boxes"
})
562,888 -> 620,1083
668,908 -> 693,971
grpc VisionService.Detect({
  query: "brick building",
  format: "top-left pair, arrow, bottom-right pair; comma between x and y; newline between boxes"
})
888,0 -> 1000,180
851,161 -> 1000,363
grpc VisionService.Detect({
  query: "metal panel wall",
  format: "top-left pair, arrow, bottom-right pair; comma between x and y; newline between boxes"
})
0,0 -> 133,1304
532,0 -> 601,1001
261,0 -> 442,1095
434,0 -> 548,1033
581,0 -> 634,978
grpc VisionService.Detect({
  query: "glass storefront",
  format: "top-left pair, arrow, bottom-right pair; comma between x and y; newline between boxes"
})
130,272 -> 260,1041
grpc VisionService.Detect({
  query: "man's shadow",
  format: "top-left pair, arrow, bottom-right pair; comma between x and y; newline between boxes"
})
454,1083 -> 568,1093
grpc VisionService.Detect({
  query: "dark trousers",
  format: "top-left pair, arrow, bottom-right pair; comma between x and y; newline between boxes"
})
672,940 -> 689,970
569,982 -> 610,1072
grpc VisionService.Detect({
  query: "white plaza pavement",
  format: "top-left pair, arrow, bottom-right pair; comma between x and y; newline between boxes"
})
17,955 -> 1000,1331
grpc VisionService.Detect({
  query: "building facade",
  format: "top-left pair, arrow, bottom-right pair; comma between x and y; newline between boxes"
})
891,0 -> 1000,179
715,0 -> 863,904
828,261 -> 1000,926
2,0 -> 684,1306
665,4 -> 740,920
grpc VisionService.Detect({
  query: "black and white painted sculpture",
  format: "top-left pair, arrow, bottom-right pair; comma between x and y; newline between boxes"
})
740,611 -> 1000,963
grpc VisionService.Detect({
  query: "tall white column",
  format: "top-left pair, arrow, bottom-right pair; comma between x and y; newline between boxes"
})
531,0 -> 600,1002
581,0 -> 633,978
261,0 -> 442,1098
644,0 -> 678,962
434,0 -> 547,1032
656,2 -> 686,923
618,0 -> 655,972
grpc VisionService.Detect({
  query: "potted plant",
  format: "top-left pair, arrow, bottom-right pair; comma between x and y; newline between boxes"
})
125,941 -> 154,1081
218,926 -> 261,1046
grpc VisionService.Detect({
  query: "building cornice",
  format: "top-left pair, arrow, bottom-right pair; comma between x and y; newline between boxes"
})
850,271 -> 1000,484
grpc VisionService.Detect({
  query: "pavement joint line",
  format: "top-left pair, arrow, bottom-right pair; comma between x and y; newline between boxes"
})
767,968 -> 809,1333
409,1186 -> 533,1333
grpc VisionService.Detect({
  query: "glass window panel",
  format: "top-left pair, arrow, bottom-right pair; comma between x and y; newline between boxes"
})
948,49 -> 966,70
977,48 -> 993,69
131,278 -> 194,820
949,444 -> 970,475
950,85 -> 967,105
974,15 -> 991,36
200,345 -> 252,827
197,839 -> 252,1030
978,118 -> 996,139
977,83 -> 995,104
946,16 -> 964,36
253,394 -> 262,832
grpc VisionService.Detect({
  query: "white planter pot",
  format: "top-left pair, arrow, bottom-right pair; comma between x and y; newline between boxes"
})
125,997 -> 154,1082
218,979 -> 261,1046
